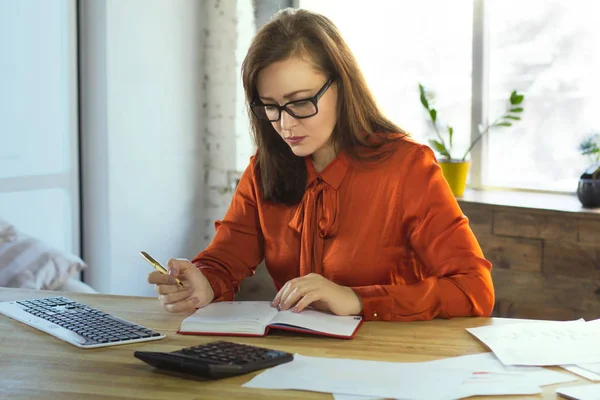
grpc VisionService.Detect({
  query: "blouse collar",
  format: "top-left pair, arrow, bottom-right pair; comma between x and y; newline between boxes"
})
304,150 -> 350,189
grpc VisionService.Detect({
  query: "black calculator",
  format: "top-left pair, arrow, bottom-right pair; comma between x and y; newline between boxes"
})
134,340 -> 294,380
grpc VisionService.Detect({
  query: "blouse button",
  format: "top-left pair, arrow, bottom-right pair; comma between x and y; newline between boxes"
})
373,312 -> 378,318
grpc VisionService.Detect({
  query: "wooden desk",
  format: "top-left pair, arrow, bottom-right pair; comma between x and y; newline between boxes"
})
0,288 -> 589,399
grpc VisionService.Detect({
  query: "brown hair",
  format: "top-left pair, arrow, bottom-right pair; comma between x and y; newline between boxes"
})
241,8 -> 406,205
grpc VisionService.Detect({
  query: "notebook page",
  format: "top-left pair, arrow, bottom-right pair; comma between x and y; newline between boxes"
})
180,301 -> 278,334
269,308 -> 362,337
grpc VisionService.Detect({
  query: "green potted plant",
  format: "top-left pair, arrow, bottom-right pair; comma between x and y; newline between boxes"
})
418,84 -> 525,196
576,133 -> 600,208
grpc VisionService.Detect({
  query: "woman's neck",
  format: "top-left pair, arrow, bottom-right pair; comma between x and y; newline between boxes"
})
311,143 -> 337,173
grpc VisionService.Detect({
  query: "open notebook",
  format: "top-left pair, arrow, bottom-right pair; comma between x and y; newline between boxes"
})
177,301 -> 363,339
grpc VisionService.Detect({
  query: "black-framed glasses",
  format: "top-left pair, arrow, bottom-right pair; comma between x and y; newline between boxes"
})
250,78 -> 334,122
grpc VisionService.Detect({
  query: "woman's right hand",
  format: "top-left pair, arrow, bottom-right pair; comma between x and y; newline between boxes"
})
147,258 -> 215,313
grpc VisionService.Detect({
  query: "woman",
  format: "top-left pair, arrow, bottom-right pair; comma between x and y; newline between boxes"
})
148,8 -> 494,321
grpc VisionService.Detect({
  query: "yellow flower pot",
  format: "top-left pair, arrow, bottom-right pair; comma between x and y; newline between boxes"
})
439,160 -> 471,197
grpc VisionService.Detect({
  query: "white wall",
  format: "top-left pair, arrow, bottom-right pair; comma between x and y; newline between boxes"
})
80,0 -> 206,296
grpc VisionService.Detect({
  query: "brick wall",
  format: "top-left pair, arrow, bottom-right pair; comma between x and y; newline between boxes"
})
201,0 -> 255,249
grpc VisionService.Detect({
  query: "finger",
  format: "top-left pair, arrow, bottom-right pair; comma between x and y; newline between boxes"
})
154,284 -> 181,296
293,290 -> 321,313
272,282 -> 289,308
167,259 -> 195,287
160,287 -> 194,305
278,277 -> 302,309
281,285 -> 310,311
274,279 -> 300,309
164,296 -> 200,313
279,280 -> 307,310
167,258 -> 193,276
148,270 -> 178,285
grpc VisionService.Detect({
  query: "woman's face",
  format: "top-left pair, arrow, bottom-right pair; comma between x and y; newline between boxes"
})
256,56 -> 338,163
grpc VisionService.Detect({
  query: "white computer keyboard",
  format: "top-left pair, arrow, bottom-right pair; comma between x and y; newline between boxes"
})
0,296 -> 165,349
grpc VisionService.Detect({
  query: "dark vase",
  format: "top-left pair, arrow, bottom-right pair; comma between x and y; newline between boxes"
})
577,177 -> 600,208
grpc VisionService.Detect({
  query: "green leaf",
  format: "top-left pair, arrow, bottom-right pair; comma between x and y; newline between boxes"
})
419,84 -> 429,110
510,91 -> 524,105
496,122 -> 513,127
448,126 -> 454,147
428,139 -> 451,158
510,107 -> 524,113
429,109 -> 437,122
578,134 -> 600,155
504,115 -> 521,120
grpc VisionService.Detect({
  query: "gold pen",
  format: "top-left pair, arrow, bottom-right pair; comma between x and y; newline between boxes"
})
140,251 -> 184,287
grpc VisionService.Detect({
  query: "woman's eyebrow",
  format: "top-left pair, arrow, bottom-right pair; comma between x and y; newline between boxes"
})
259,88 -> 313,102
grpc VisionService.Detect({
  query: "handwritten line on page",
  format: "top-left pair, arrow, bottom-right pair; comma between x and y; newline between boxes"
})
244,352 -> 575,400
466,319 -> 600,366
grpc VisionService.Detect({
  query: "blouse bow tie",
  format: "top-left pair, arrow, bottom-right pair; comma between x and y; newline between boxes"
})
289,178 -> 339,275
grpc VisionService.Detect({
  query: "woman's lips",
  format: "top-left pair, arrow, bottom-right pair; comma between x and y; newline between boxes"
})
286,136 -> 306,145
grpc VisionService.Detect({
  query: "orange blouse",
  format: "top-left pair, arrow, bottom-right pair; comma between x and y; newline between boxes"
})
192,137 -> 495,321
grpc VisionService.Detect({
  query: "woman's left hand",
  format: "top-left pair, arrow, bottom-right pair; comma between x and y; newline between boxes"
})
272,273 -> 363,316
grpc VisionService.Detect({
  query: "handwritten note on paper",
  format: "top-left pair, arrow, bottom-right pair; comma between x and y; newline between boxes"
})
466,319 -> 600,366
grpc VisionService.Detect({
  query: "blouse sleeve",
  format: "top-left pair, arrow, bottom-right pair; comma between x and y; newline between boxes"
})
191,157 -> 264,301
351,145 -> 495,321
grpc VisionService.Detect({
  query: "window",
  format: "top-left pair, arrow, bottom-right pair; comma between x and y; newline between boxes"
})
0,0 -> 79,253
299,0 -> 598,193
487,0 -> 600,191
299,0 -> 473,157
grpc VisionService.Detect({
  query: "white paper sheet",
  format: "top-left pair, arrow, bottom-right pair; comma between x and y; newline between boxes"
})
244,352 -> 576,400
466,319 -> 600,366
559,320 -> 600,380
561,365 -> 600,381
574,363 -> 600,376
332,378 -> 542,400
422,352 -> 576,387
330,352 -> 575,400
556,383 -> 600,400
243,354 -> 473,400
